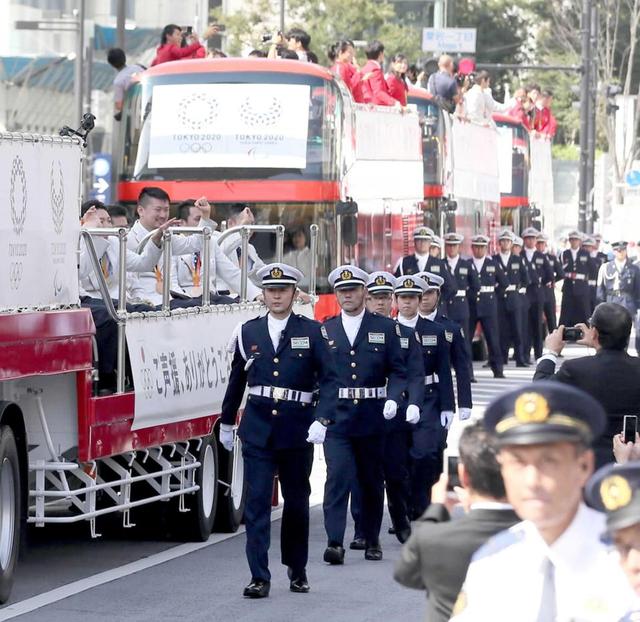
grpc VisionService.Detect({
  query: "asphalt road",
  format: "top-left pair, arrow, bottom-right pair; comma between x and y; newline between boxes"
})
1,351 -> 588,622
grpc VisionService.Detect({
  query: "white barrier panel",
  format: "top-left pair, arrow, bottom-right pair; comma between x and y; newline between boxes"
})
149,83 -> 310,169
529,136 -> 554,210
497,126 -> 514,195
0,137 -> 81,310
127,304 -> 314,430
451,119 -> 500,203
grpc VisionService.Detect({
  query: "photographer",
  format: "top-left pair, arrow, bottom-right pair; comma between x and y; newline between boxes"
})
533,302 -> 640,467
151,23 -> 218,66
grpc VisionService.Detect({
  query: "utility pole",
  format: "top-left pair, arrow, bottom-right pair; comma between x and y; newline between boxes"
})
73,0 -> 85,127
585,2 -> 598,233
578,0 -> 593,232
279,0 -> 285,33
116,0 -> 125,49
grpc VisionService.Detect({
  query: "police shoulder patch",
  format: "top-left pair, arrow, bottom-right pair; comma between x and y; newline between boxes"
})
396,323 -> 402,337
445,330 -> 453,342
321,325 -> 329,340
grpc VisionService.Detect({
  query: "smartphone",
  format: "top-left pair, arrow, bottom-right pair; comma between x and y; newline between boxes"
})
623,415 -> 638,444
445,455 -> 460,491
185,26 -> 193,35
564,326 -> 583,342
213,23 -> 226,32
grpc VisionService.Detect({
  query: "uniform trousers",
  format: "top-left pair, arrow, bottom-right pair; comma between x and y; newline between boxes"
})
559,292 -> 591,327
242,440 -> 313,582
469,311 -> 503,372
524,297 -> 544,360
497,300 -> 525,365
542,288 -> 557,334
323,433 -> 385,547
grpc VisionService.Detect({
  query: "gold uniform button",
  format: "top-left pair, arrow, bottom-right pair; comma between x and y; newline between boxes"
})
271,409 -> 278,416
351,374 -> 357,380
353,399 -> 359,405
274,357 -> 279,364
273,370 -> 279,377
350,362 -> 357,368
350,350 -> 356,356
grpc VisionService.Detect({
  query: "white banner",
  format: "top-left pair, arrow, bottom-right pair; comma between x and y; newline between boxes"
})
497,126 -> 514,195
148,83 -> 310,169
126,304 -> 314,430
0,137 -> 81,310
529,136 -> 554,211
451,120 -> 500,203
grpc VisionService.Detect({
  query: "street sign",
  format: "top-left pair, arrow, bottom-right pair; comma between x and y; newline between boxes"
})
89,153 -> 112,204
422,28 -> 477,53
626,170 -> 640,187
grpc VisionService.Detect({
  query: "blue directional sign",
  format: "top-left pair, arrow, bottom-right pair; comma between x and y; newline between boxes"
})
90,153 -> 112,204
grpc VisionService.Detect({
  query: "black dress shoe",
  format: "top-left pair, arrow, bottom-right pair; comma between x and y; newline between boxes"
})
349,537 -> 366,550
470,378 -> 477,384
243,579 -> 270,598
364,544 -> 383,561
396,527 -> 411,544
515,362 -> 529,368
323,545 -> 345,565
493,371 -> 505,378
288,568 -> 310,593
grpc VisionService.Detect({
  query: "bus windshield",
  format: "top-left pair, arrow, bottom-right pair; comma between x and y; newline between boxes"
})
117,70 -> 342,184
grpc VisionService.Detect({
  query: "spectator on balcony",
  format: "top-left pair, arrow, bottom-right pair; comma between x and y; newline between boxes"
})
427,54 -> 458,113
107,48 -> 144,121
329,40 -> 363,102
360,40 -> 398,107
151,24 -> 217,66
386,54 -> 409,107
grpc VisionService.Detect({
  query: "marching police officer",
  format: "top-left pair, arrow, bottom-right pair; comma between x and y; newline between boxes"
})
586,462 -> 640,621
582,235 -> 601,314
536,232 -> 563,333
468,235 -> 509,378
361,272 -> 425,544
444,232 -> 480,378
597,241 -> 640,353
396,274 -> 455,519
559,230 -> 595,327
521,227 -> 554,362
494,230 -> 530,367
220,263 -> 338,598
418,271 -> 473,423
322,265 -> 406,564
395,226 -> 455,301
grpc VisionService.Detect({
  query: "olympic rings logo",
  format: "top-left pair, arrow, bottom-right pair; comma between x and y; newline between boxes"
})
10,156 -> 27,236
178,142 -> 215,154
9,262 -> 23,290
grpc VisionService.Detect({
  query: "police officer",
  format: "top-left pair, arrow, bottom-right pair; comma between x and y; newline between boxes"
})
597,241 -> 640,353
451,382 -> 637,621
494,230 -> 530,367
521,227 -> 554,362
361,272 -> 425,544
444,233 -> 480,378
394,226 -> 455,301
430,235 -> 442,258
418,271 -> 473,424
536,232 -> 564,333
586,462 -> 640,621
396,274 -> 455,519
583,236 -> 603,314
322,265 -> 406,564
220,263 -> 338,598
512,235 -> 530,360
468,235 -> 509,378
559,230 -> 595,327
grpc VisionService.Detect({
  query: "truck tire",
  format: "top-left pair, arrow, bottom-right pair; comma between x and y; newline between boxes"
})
178,435 -> 219,542
0,426 -> 21,603
214,435 -> 246,533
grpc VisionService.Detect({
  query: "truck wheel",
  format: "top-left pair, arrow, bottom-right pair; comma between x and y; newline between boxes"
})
214,435 -> 246,533
179,435 -> 219,542
0,426 -> 21,603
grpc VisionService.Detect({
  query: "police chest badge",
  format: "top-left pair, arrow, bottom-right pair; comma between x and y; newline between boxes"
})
422,335 -> 437,346
579,256 -> 587,263
368,332 -> 385,344
291,337 -> 310,349
431,265 -> 440,272
487,265 -> 495,273
400,337 -> 409,349
460,267 -> 468,275
445,331 -> 453,343
514,392 -> 549,423
600,475 -> 632,511
536,258 -> 543,265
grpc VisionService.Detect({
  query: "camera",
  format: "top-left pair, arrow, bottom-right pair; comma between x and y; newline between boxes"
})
563,326 -> 583,342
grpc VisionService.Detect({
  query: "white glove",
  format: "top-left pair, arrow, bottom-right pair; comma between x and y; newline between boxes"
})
406,404 -> 420,424
440,411 -> 454,430
383,400 -> 398,420
458,407 -> 472,421
219,423 -> 235,451
306,420 -> 327,444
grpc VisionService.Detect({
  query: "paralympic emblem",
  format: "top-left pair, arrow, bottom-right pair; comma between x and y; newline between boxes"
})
50,160 -> 65,235
239,96 -> 282,127
10,155 -> 27,236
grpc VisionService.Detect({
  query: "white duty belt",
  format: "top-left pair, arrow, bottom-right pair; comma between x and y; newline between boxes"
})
518,287 -> 527,294
248,385 -> 313,403
338,387 -> 387,399
424,374 -> 439,385
588,280 -> 596,286
505,285 -> 517,292
455,289 -> 467,297
479,286 -> 495,293
567,272 -> 586,281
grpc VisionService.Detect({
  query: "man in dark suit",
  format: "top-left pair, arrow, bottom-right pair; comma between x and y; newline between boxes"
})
533,302 -> 640,468
393,422 -> 519,622
220,263 -> 338,598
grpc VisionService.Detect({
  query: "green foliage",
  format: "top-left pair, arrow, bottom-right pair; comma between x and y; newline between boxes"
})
551,143 -> 580,161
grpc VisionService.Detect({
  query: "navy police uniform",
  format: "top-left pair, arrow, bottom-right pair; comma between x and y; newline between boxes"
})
395,227 -> 455,302
322,266 -> 406,562
521,228 -> 554,361
468,236 -> 509,377
538,233 -> 564,333
220,264 -> 338,595
559,231 -> 595,327
493,231 -> 530,367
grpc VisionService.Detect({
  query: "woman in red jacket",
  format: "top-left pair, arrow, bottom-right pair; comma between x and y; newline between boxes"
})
329,39 -> 364,102
151,24 -> 217,66
385,54 -> 409,106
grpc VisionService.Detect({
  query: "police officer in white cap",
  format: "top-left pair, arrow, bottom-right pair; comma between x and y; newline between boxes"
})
220,263 -> 338,598
322,265 -> 406,564
559,230 -> 595,327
